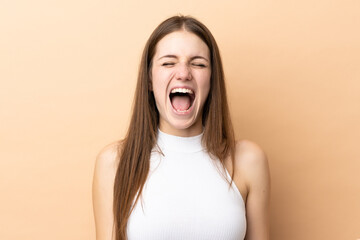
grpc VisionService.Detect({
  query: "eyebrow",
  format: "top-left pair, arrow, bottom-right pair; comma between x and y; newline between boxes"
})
157,54 -> 209,62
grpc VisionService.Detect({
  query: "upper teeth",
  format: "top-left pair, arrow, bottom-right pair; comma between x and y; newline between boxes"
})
171,88 -> 193,94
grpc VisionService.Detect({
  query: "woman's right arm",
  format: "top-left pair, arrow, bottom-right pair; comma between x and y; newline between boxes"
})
92,142 -> 120,240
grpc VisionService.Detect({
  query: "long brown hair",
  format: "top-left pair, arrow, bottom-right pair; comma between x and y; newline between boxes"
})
113,15 -> 236,240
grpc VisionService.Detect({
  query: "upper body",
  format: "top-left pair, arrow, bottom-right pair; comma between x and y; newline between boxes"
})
126,129 -> 246,239
92,15 -> 270,240
92,137 -> 270,240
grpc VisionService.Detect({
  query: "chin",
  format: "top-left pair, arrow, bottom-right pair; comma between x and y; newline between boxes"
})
169,119 -> 196,130
161,114 -> 201,132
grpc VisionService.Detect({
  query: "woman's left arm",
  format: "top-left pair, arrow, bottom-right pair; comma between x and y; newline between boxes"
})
237,141 -> 271,240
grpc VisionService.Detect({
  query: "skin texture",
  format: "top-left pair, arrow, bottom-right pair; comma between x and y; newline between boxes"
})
92,30 -> 270,240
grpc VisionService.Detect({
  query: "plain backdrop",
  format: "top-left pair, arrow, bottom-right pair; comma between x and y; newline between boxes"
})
1,0 -> 359,239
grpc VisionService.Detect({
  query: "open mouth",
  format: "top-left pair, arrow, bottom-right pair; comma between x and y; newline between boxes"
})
169,88 -> 195,113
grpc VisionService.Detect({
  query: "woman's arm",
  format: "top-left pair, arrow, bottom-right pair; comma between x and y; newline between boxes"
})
92,142 -> 120,240
236,140 -> 271,240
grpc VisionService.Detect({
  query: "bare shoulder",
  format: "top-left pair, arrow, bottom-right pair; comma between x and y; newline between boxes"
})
95,140 -> 122,171
234,139 -> 270,190
234,140 -> 271,239
235,139 -> 268,167
92,140 -> 122,240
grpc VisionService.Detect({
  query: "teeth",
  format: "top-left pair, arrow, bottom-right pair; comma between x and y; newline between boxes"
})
171,88 -> 193,94
176,109 -> 189,113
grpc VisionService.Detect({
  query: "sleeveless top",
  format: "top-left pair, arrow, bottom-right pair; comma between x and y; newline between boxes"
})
127,129 -> 247,239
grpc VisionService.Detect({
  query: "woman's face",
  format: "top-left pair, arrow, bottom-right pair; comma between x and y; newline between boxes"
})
151,30 -> 211,137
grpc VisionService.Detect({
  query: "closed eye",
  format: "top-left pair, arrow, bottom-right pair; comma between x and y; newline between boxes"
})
192,63 -> 207,67
162,62 -> 175,66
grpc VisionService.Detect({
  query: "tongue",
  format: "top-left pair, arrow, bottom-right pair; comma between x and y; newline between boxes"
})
172,95 -> 191,111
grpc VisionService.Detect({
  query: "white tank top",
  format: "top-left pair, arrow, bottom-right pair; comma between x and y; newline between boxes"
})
127,129 -> 247,239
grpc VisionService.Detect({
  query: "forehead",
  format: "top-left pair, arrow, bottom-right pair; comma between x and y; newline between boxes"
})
154,30 -> 210,58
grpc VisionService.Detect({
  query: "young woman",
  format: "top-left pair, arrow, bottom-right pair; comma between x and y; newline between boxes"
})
92,15 -> 270,240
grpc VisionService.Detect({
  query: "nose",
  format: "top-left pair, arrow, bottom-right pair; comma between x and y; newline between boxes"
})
175,63 -> 192,81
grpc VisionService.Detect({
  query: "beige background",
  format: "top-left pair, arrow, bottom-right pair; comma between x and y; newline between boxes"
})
1,0 -> 359,239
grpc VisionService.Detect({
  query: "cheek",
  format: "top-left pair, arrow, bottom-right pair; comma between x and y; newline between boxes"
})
197,71 -> 211,95
151,69 -> 170,102
151,67 -> 176,89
